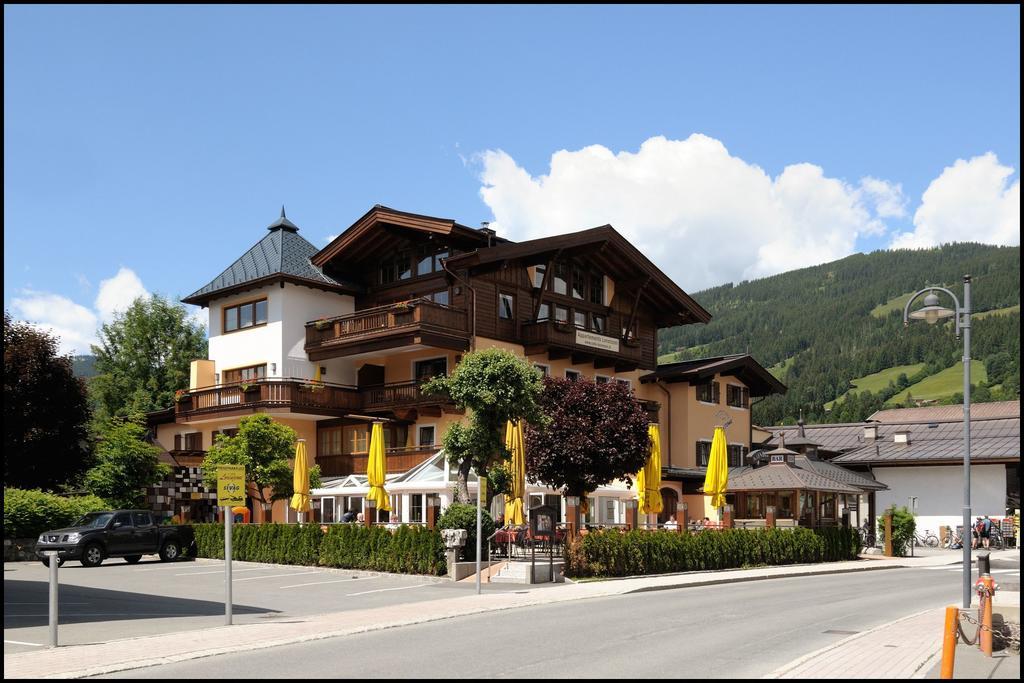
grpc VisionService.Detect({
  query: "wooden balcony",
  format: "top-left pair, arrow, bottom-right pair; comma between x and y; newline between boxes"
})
175,378 -> 453,422
316,446 -> 442,477
521,320 -> 643,371
175,379 -> 362,422
305,299 -> 471,360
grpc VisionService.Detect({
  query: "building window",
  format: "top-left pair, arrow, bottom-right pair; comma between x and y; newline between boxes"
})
223,298 -> 268,333
573,310 -> 586,328
223,364 -> 267,384
591,314 -> 606,334
533,264 -> 546,289
590,275 -> 604,305
696,382 -> 720,404
320,427 -> 344,456
727,444 -> 748,467
417,252 -> 434,277
427,289 -> 449,306
565,369 -> 581,382
537,303 -> 550,321
554,305 -> 569,323
346,426 -> 369,454
745,494 -> 764,519
533,364 -> 550,378
552,262 -> 568,295
696,440 -> 713,466
595,375 -> 610,384
410,494 -> 424,523
418,425 -> 436,447
615,378 -> 631,390
499,293 -> 514,320
322,497 -> 335,524
414,357 -> 448,382
727,385 -> 750,409
379,254 -> 413,284
572,265 -> 586,299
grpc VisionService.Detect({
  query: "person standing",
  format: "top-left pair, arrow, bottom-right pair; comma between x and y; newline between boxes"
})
981,515 -> 993,549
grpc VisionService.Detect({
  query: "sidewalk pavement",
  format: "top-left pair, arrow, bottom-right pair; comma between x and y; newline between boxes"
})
1,551 -> 992,679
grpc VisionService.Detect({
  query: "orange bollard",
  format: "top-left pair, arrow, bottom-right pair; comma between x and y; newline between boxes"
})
979,576 -> 995,656
940,605 -> 959,679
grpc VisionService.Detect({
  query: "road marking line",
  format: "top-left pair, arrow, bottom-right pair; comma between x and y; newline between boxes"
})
233,571 -> 323,582
4,602 -> 89,605
347,583 -> 429,596
4,639 -> 45,647
174,567 -> 269,576
280,577 -> 366,589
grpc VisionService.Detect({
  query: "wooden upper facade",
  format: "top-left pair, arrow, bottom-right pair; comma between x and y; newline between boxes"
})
306,206 -> 711,372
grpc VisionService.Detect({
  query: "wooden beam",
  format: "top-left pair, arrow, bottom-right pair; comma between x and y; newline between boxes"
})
547,347 -> 572,361
623,277 -> 651,342
593,357 -> 616,369
571,351 -> 596,366
531,250 -> 561,322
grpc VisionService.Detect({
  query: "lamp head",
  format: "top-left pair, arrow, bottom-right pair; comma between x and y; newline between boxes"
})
908,290 -> 955,325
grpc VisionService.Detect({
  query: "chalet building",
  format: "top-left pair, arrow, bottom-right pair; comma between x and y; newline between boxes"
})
147,205 -> 786,525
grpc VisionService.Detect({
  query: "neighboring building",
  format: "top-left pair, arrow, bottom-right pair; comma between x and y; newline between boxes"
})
761,401 -> 1021,535
148,205 -> 787,525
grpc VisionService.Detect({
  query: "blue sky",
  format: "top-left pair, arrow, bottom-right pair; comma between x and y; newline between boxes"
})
4,5 -> 1020,354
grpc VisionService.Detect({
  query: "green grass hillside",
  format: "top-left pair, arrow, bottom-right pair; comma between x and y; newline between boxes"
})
870,291 -> 917,318
825,363 -> 926,409
887,360 -> 987,405
974,304 -> 1020,320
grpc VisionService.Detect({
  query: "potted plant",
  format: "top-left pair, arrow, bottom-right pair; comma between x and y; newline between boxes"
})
173,389 -> 191,408
314,316 -> 331,331
240,382 -> 260,401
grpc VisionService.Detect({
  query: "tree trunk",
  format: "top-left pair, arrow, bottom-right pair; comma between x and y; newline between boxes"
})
456,459 -> 473,503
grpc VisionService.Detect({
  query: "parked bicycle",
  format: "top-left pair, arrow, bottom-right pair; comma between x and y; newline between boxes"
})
858,521 -> 877,548
942,528 -> 965,549
912,530 -> 939,548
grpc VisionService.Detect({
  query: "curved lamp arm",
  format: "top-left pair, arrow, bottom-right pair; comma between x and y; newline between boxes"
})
902,285 -> 964,337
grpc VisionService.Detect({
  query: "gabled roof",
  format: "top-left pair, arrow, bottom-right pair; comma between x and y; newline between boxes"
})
640,354 -> 787,398
445,224 -> 712,327
719,462 -> 863,493
831,418 -> 1020,465
182,209 -> 358,306
312,205 -> 500,268
868,401 -> 1020,423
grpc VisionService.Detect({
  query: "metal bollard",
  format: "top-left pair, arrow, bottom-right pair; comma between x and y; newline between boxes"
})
940,605 -> 959,678
45,551 -> 60,647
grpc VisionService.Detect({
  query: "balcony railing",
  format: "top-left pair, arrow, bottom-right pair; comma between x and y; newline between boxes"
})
176,378 -> 362,418
317,446 -> 442,477
305,299 -> 470,353
175,377 -> 451,419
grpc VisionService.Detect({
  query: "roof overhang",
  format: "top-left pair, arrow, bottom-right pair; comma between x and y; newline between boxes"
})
181,273 -> 361,308
445,225 -> 711,327
641,354 -> 787,397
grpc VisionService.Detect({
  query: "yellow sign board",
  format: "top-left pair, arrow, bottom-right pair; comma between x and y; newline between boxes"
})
217,465 -> 246,506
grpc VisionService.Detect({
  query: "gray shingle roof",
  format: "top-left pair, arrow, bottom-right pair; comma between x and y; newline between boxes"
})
796,455 -> 887,490
832,419 -> 1020,464
717,462 -> 863,493
868,401 -> 1020,423
182,212 -> 352,305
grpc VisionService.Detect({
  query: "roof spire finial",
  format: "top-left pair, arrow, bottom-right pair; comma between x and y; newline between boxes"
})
281,205 -> 287,219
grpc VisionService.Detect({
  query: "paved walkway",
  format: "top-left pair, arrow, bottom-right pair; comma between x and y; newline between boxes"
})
2,551 -> 999,679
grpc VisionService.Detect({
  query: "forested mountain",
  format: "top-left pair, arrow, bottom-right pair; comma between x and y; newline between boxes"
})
657,243 -> 1020,426
72,354 -> 97,378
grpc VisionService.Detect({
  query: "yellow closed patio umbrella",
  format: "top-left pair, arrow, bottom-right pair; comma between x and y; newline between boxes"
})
289,439 -> 312,522
366,421 -> 391,515
703,426 -> 729,517
503,420 -> 526,526
636,423 -> 664,516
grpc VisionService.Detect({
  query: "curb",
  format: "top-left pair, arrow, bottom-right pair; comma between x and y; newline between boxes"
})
624,562 -> 903,594
762,606 -> 941,679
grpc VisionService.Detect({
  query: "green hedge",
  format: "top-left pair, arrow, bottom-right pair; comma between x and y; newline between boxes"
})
565,526 -> 861,578
320,524 -> 445,575
3,488 -> 109,539
192,523 -> 445,576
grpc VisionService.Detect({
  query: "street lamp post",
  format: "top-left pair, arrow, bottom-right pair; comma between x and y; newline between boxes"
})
903,274 -> 972,608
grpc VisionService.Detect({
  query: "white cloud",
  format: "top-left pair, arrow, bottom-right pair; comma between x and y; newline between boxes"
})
323,234 -> 338,245
94,267 -> 149,323
10,267 -> 153,356
860,177 -> 907,218
10,290 -> 99,356
478,134 -> 898,291
185,305 -> 208,332
890,153 -> 1020,249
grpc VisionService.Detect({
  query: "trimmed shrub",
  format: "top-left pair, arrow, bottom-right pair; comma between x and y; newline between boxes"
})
877,506 -> 916,557
3,488 -> 109,539
564,526 -> 860,578
437,503 -> 494,561
192,523 -> 445,576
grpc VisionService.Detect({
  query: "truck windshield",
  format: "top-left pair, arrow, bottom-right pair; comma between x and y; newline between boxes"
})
74,513 -> 115,528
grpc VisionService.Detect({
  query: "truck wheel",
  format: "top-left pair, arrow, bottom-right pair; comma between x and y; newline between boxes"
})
124,555 -> 143,564
159,540 -> 181,562
40,556 -> 65,568
81,543 -> 104,567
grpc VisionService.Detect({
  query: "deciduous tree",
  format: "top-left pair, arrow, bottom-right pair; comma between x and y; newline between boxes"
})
84,416 -> 171,508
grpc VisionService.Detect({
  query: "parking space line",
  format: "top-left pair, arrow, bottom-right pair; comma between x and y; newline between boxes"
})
280,577 -> 366,589
347,583 -> 429,596
4,639 -> 45,647
233,571 -> 323,582
174,567 -> 270,576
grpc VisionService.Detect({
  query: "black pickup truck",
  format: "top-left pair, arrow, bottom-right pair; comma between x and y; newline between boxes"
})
35,510 -> 195,567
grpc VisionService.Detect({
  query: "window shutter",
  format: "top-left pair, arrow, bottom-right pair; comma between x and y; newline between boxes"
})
174,434 -> 182,451
742,387 -> 750,408
713,381 -> 721,404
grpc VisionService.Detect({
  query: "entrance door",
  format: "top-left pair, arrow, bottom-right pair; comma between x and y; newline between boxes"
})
658,488 -> 679,525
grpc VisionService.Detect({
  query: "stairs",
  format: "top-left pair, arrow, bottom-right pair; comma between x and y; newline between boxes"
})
489,559 -> 564,584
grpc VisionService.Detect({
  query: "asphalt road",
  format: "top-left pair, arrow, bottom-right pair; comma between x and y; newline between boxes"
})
3,556 -> 547,655
93,554 -> 1019,679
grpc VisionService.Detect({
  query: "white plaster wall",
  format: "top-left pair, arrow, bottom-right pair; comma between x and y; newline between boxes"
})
279,284 -> 356,385
208,285 -> 283,377
873,464 -> 1008,533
